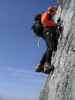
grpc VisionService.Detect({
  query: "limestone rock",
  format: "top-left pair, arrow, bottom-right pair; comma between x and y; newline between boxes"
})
39,0 -> 75,100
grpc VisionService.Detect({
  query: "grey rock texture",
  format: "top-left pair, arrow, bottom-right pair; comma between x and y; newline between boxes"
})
39,0 -> 75,100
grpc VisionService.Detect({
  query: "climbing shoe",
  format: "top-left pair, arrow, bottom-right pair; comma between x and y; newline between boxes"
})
35,64 -> 44,72
44,64 -> 55,74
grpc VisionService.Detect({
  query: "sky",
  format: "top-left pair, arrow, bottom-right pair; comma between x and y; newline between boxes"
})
0,0 -> 57,100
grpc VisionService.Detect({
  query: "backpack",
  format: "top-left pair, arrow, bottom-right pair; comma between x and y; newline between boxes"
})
32,13 -> 43,37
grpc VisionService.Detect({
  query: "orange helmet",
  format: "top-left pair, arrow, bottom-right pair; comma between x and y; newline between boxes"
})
48,6 -> 57,14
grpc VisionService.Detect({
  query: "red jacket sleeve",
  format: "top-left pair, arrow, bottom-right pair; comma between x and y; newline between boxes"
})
41,12 -> 57,27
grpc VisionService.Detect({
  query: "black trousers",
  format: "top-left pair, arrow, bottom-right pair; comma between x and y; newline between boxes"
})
40,28 -> 58,66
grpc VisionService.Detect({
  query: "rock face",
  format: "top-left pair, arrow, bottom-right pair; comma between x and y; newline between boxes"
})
39,0 -> 75,100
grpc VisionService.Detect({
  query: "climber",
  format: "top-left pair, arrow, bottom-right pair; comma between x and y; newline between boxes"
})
32,6 -> 63,74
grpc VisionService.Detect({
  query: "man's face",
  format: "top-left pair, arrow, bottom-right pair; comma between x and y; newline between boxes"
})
48,10 -> 56,16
